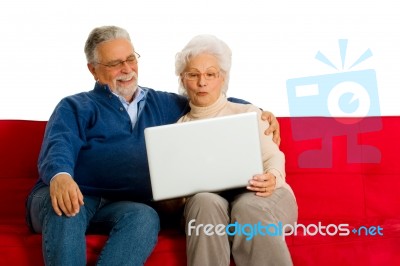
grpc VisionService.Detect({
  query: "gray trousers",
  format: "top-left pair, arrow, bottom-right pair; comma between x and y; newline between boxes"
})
184,188 -> 298,266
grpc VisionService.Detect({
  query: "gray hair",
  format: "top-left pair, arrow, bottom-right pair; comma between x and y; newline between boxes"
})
175,34 -> 232,96
84,26 -> 132,64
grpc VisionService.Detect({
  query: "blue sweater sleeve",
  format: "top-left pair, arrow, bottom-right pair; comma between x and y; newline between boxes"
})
38,97 -> 86,185
227,97 -> 251,105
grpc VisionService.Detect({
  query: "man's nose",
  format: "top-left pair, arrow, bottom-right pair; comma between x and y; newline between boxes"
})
120,61 -> 132,72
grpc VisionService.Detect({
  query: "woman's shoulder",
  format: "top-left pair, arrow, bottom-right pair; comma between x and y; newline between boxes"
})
227,101 -> 262,115
226,102 -> 269,131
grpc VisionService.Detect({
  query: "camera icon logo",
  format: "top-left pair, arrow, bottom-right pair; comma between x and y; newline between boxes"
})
287,69 -> 380,118
286,39 -> 382,168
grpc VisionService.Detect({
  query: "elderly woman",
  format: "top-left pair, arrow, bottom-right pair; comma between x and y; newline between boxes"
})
175,35 -> 298,266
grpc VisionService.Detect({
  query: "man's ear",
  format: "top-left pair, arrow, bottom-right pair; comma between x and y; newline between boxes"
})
87,63 -> 98,80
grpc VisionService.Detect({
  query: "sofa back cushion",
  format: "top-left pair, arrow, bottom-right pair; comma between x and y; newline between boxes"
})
278,116 -> 400,223
0,120 -> 46,222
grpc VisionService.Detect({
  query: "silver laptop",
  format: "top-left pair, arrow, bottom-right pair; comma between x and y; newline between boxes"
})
144,112 -> 264,201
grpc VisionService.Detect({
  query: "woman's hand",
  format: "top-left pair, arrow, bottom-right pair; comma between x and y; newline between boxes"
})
247,173 -> 276,197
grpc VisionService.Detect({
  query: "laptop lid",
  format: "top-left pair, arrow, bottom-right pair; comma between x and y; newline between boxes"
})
144,112 -> 264,201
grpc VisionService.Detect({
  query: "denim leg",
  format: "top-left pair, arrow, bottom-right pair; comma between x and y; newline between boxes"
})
27,186 -> 101,266
90,201 -> 160,266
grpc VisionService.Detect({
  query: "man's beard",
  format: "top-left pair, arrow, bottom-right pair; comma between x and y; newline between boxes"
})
114,72 -> 138,99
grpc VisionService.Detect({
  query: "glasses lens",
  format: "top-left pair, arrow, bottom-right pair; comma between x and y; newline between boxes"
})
185,72 -> 199,80
205,72 -> 219,80
125,56 -> 138,66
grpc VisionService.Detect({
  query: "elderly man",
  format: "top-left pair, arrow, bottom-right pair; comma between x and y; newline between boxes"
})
25,25 -> 281,265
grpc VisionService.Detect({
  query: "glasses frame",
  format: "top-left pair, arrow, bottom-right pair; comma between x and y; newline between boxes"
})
95,52 -> 141,69
182,70 -> 220,81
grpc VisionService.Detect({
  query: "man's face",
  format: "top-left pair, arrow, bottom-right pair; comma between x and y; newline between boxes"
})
88,38 -> 139,102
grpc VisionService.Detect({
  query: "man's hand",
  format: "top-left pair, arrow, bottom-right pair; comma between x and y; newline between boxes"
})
261,111 -> 281,146
50,174 -> 84,217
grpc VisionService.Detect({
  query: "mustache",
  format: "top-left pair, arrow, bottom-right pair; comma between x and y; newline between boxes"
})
116,72 -> 137,82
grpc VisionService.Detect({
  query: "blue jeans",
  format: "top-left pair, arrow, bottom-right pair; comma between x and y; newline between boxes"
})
26,186 -> 160,266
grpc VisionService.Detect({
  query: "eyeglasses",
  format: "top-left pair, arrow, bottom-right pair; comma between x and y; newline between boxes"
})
95,52 -> 140,70
182,71 -> 220,81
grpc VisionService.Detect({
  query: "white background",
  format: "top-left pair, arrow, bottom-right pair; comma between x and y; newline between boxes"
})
1,0 -> 399,120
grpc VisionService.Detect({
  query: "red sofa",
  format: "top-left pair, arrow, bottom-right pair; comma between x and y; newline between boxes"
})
1,117 -> 399,265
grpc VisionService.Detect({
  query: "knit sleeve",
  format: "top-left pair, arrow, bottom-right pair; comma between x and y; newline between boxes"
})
38,97 -> 87,185
255,109 -> 286,187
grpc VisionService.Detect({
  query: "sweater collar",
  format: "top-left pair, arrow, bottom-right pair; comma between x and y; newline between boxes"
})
188,94 -> 228,118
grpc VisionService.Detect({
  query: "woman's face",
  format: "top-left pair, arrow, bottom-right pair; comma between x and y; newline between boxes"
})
182,53 -> 225,107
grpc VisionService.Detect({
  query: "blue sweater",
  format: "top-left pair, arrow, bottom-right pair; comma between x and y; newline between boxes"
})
34,83 -> 248,201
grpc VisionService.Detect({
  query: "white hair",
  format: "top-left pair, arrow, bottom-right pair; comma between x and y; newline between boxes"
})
84,26 -> 132,64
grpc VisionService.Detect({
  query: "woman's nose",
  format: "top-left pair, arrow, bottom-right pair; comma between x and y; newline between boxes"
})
198,74 -> 207,86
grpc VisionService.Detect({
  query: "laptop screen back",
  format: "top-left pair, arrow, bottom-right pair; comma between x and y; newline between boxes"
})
144,112 -> 263,201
